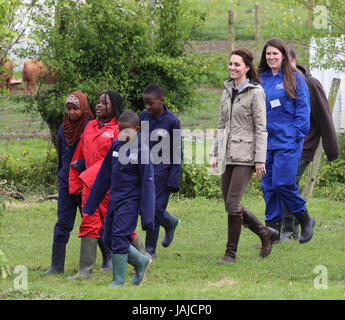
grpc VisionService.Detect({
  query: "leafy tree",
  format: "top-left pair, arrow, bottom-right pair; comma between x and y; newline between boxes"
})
0,0 -> 36,99
22,0 -> 207,150
273,0 -> 345,71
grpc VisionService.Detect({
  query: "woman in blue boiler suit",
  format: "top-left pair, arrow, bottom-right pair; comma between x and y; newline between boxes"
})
258,38 -> 315,244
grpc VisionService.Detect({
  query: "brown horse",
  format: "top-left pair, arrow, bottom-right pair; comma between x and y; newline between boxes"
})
22,59 -> 56,95
0,57 -> 14,92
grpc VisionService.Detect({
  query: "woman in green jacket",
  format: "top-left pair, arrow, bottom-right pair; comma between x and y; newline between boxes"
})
210,48 -> 278,264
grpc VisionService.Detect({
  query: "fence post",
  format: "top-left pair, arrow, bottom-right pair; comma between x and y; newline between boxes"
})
307,0 -> 315,27
228,10 -> 235,55
255,3 -> 260,41
302,77 -> 341,200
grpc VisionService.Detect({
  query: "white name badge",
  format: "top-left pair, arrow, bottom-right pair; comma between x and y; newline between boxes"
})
112,151 -> 119,157
270,99 -> 281,109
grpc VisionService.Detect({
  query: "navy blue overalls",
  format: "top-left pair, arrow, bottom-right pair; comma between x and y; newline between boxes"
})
82,134 -> 155,254
139,104 -> 182,253
260,69 -> 310,222
53,124 -> 86,243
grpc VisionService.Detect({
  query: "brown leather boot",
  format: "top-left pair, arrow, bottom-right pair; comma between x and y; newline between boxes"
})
242,208 -> 278,258
217,214 -> 242,264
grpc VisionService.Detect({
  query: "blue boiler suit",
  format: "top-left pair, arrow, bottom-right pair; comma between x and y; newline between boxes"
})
82,134 -> 155,254
260,69 -> 310,222
139,104 -> 182,249
53,124 -> 86,243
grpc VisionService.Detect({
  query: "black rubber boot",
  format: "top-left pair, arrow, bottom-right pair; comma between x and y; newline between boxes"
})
281,205 -> 300,241
294,209 -> 315,244
162,211 -> 180,248
145,228 -> 160,259
41,242 -> 66,275
98,238 -> 112,271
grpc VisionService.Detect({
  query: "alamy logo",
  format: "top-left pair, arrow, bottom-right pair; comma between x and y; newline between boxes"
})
117,121 -> 226,173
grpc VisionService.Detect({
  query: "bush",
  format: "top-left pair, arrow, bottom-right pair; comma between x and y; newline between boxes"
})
0,152 -> 58,195
22,0 -> 208,150
180,163 -> 221,199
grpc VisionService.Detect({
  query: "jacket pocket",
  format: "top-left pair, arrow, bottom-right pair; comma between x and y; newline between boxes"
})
229,135 -> 254,163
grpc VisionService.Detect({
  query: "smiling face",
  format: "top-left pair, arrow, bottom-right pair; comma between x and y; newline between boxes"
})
143,92 -> 165,117
96,94 -> 114,120
265,46 -> 283,73
66,102 -> 82,122
229,54 -> 250,84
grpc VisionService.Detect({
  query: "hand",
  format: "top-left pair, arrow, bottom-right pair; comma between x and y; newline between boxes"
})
255,162 -> 266,178
329,161 -> 332,167
209,156 -> 218,173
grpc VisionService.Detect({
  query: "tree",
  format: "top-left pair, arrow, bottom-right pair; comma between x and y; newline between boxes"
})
0,0 -> 37,99
23,0 -> 207,150
274,0 -> 345,72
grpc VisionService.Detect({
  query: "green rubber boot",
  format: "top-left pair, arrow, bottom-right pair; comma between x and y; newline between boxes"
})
127,245 -> 152,285
110,254 -> 128,287
68,237 -> 98,279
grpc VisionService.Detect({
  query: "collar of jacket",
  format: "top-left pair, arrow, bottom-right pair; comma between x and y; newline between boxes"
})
147,103 -> 169,121
223,78 -> 260,94
296,64 -> 312,79
261,68 -> 283,78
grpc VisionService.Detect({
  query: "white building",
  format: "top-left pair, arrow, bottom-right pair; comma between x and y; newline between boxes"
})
310,37 -> 345,133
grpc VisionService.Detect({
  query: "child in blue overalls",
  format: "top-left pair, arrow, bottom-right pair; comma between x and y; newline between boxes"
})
139,84 -> 182,258
83,112 -> 155,286
43,91 -> 94,274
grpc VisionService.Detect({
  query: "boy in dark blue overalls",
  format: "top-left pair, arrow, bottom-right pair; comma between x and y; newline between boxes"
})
83,112 -> 155,286
139,84 -> 182,258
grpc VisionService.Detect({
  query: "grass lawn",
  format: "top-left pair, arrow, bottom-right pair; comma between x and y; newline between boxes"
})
187,0 -> 308,41
0,196 -> 344,300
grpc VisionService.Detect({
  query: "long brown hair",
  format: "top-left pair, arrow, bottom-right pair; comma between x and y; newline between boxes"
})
230,48 -> 260,83
258,38 -> 298,98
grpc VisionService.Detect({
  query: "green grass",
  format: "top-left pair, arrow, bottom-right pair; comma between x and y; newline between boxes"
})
188,0 -> 308,41
0,197 -> 344,300
0,139 -> 55,166
0,97 -> 49,140
178,88 -> 222,130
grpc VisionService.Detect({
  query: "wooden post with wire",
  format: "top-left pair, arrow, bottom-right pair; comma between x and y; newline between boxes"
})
302,77 -> 341,200
255,3 -> 260,41
228,10 -> 235,55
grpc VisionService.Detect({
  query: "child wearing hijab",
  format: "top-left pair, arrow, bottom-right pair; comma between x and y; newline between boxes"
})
42,91 -> 94,274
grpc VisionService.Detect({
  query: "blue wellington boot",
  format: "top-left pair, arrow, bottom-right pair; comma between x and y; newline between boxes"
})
98,238 -> 112,271
127,245 -> 152,285
145,228 -> 160,259
41,242 -> 66,275
162,211 -> 180,248
110,254 -> 128,287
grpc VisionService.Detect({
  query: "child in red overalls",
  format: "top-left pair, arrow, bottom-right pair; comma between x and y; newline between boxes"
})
68,91 -> 127,279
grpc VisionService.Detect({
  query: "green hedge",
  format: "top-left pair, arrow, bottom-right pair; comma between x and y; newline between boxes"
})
0,147 -> 344,202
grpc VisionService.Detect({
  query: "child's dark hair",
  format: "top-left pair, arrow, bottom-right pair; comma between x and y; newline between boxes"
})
119,111 -> 139,126
143,83 -> 164,98
99,91 -> 124,120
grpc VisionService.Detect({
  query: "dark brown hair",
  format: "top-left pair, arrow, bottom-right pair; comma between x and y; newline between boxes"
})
230,48 -> 260,83
258,38 -> 298,98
